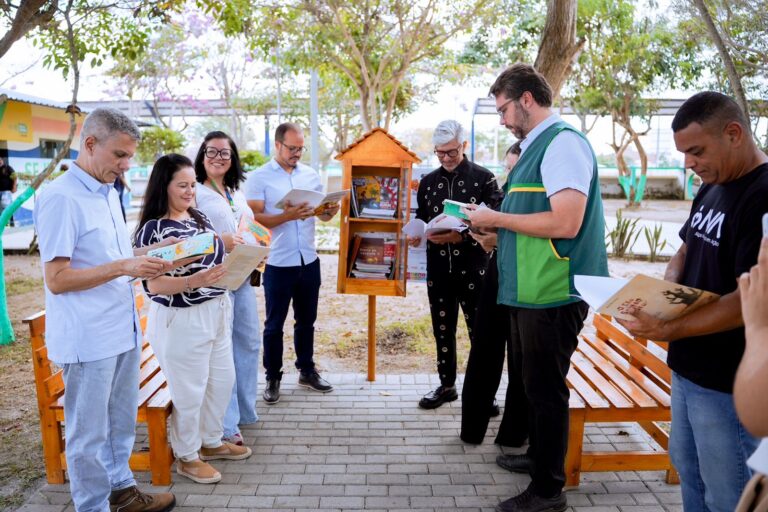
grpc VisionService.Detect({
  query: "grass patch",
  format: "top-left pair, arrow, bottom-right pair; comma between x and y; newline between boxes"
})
0,337 -> 45,511
330,314 -> 470,362
6,277 -> 43,297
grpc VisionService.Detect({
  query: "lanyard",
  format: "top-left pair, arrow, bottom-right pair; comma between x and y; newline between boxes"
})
209,180 -> 236,213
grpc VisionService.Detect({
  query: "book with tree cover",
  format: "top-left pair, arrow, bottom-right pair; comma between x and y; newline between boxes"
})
574,274 -> 720,321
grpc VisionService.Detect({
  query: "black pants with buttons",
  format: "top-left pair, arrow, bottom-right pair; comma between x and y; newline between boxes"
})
426,266 -> 483,388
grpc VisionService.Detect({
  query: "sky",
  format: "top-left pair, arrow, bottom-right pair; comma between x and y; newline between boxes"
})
1,33 -> 687,169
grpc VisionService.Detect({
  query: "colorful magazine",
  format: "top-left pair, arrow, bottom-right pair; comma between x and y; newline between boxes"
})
146,232 -> 215,262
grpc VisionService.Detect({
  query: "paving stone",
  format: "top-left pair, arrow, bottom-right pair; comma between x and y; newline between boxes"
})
182,495 -> 230,507
16,373 -> 682,512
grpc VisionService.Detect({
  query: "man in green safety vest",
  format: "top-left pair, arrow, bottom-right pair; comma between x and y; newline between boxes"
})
465,63 -> 609,512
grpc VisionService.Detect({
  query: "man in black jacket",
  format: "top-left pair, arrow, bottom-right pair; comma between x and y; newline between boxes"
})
408,120 -> 500,409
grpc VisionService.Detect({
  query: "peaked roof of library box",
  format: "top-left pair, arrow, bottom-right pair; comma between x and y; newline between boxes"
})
335,127 -> 421,163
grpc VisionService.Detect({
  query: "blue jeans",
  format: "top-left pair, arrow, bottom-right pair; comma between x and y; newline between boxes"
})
223,282 -> 262,438
262,258 -> 320,381
670,372 -> 759,512
62,347 -> 139,512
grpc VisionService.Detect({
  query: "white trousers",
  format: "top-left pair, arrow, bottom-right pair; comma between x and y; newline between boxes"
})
147,295 -> 234,461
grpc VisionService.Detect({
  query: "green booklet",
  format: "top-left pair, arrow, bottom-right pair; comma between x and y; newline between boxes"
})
441,199 -> 470,220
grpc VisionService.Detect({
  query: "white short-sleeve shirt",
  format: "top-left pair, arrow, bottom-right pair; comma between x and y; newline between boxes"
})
519,113 -> 594,198
33,163 -> 140,364
195,182 -> 252,236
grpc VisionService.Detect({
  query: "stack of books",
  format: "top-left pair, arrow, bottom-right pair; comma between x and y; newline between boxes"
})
348,232 -> 396,279
351,176 -> 399,219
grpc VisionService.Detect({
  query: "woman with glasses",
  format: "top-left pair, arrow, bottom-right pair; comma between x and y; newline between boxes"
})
194,131 -> 263,447
134,154 -> 252,484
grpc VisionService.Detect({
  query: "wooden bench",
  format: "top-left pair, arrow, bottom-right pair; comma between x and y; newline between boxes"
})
565,313 -> 679,487
25,292 -> 174,486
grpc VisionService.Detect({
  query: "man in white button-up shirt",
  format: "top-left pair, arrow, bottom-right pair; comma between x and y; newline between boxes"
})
34,108 -> 175,512
245,122 -> 340,404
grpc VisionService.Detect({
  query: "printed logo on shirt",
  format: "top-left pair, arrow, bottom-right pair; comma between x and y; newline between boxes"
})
689,205 -> 725,247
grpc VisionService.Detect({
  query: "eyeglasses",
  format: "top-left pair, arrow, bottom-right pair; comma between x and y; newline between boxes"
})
204,147 -> 232,160
281,143 -> 306,154
496,98 -> 516,118
434,145 -> 463,159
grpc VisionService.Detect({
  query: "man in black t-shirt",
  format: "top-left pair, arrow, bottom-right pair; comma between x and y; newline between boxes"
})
619,92 -> 766,512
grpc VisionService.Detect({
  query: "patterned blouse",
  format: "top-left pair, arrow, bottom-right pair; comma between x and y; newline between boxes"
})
134,211 -> 226,307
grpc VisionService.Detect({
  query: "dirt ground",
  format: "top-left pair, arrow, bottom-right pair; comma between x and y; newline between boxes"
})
0,246 -> 668,510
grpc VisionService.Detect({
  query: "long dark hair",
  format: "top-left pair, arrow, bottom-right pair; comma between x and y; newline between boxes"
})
134,153 -> 206,241
193,131 -> 246,190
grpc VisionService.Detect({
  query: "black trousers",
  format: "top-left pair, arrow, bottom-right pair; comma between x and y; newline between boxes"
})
509,301 -> 588,498
461,252 -> 528,445
262,258 -> 321,381
426,266 -> 483,387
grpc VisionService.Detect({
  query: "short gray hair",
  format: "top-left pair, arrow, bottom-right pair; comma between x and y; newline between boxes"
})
432,120 -> 467,146
80,108 -> 141,145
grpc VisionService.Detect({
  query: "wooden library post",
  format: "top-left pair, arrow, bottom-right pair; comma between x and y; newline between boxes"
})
335,128 -> 421,381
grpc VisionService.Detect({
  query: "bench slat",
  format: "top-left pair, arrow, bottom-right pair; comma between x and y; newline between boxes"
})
571,352 -> 634,408
582,335 -> 671,406
576,341 -> 657,408
137,370 -> 167,409
594,315 -> 671,384
566,366 -> 610,409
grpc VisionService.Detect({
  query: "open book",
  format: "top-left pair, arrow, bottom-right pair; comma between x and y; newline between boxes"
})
574,274 -> 720,321
401,214 -> 467,249
217,244 -> 271,290
146,232 -> 215,262
274,188 -> 349,216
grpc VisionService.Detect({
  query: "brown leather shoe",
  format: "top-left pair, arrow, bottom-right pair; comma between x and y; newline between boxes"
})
109,486 -> 175,512
200,441 -> 252,461
176,459 -> 221,484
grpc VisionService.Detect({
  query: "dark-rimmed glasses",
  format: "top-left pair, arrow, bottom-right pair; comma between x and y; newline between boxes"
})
204,147 -> 232,160
434,145 -> 462,159
281,144 -> 306,154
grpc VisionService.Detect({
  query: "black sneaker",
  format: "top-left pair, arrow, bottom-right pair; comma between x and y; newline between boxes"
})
298,370 -> 333,393
496,453 -> 532,473
264,378 -> 280,404
495,488 -> 566,512
418,385 -> 458,409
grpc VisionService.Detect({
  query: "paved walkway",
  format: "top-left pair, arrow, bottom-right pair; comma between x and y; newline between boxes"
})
19,373 -> 682,512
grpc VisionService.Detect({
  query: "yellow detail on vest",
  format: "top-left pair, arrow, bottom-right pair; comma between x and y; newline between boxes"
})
507,186 -> 546,194
549,240 -> 570,261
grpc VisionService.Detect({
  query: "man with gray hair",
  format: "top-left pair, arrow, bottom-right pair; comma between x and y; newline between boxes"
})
407,119 -> 500,409
34,108 -> 176,512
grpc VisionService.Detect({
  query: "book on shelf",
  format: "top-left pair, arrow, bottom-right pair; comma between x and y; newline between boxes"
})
147,232 -> 215,262
348,232 -> 397,279
574,274 -> 720,321
351,176 -> 399,219
274,188 -> 349,216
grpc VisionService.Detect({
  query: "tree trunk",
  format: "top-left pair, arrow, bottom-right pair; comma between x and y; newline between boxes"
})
691,0 -> 750,119
0,0 -> 57,59
534,0 -> 583,99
